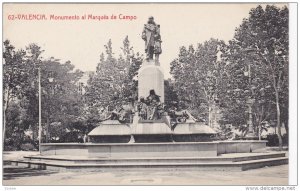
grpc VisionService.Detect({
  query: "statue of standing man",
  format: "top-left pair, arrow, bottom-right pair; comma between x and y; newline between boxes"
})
142,16 -> 162,62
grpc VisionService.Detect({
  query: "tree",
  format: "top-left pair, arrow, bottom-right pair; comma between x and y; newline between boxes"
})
170,39 -> 228,125
39,58 -> 83,142
85,39 -> 125,110
221,42 -> 277,138
3,42 -> 44,148
4,102 -> 29,150
121,36 -> 143,101
3,40 -> 28,146
164,79 -> 179,110
3,41 -> 85,147
225,5 -> 288,148
85,37 -> 143,118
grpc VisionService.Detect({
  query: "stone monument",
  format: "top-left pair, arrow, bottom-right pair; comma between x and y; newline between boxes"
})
86,16 -> 217,143
139,16 -> 164,102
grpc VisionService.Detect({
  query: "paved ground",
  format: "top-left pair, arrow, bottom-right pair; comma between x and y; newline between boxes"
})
3,151 -> 39,161
3,164 -> 288,185
2,151 -> 288,186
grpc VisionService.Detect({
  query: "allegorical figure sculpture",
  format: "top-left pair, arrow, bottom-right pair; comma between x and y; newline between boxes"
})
99,101 -> 135,123
137,89 -> 165,120
142,16 -> 162,62
167,104 -> 197,125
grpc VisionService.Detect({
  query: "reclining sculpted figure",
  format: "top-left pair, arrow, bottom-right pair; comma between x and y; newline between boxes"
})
99,102 -> 134,123
168,108 -> 197,123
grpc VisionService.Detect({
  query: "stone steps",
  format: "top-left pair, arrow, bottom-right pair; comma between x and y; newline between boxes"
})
23,152 -> 286,164
8,152 -> 288,171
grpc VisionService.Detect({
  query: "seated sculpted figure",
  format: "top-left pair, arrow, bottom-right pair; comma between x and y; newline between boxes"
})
146,89 -> 162,120
136,89 -> 165,120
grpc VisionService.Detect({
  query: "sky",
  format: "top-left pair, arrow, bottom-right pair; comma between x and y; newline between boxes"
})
3,3 -> 286,78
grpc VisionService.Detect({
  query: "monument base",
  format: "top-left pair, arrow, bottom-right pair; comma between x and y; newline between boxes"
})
173,122 -> 217,142
244,132 -> 258,140
11,151 -> 287,172
131,117 -> 173,142
89,136 -> 131,143
133,135 -> 173,143
39,140 -> 267,158
88,120 -> 131,143
172,134 -> 214,142
9,140 -> 288,172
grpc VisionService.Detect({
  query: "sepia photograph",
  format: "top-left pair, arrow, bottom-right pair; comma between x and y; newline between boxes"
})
1,2 -> 297,189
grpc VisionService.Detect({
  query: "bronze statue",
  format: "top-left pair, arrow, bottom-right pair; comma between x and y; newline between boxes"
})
142,16 -> 162,62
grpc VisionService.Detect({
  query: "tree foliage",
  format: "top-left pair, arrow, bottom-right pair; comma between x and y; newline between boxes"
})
170,39 -> 228,123
223,5 -> 288,147
84,36 -> 143,118
169,5 -> 289,146
3,41 -> 84,148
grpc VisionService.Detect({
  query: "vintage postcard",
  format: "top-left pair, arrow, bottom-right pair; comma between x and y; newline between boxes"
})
2,2 -> 297,190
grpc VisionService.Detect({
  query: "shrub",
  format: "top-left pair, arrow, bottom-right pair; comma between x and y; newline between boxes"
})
265,134 -> 288,146
20,143 -> 37,151
60,131 -> 83,143
4,138 -> 19,151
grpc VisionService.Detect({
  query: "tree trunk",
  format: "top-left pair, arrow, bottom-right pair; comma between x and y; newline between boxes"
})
3,105 -> 7,150
275,90 -> 283,150
3,89 -> 10,150
46,116 -> 49,143
284,120 -> 288,147
258,124 -> 261,141
208,104 -> 212,128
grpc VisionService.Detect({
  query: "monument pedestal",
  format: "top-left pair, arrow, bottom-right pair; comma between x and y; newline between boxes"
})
244,131 -> 258,140
138,60 -> 164,102
131,121 -> 172,143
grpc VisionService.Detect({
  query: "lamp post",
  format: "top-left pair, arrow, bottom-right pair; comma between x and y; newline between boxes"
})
38,66 -> 42,153
45,75 -> 54,143
38,66 -> 55,151
246,98 -> 255,137
244,48 -> 256,139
